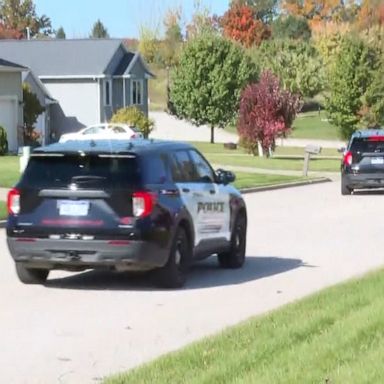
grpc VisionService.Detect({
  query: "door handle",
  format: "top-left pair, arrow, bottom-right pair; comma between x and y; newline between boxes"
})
182,188 -> 190,193
209,190 -> 216,194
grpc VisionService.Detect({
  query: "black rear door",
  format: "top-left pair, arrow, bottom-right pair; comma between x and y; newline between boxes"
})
15,153 -> 141,237
350,137 -> 384,173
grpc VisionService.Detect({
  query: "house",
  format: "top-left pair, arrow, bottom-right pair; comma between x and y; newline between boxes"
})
0,58 -> 25,152
0,39 -> 154,140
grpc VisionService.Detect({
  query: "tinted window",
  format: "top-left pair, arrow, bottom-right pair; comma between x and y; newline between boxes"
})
350,138 -> 384,154
172,151 -> 198,182
142,154 -> 168,184
21,155 -> 140,189
83,127 -> 104,135
110,126 -> 126,133
189,150 -> 214,182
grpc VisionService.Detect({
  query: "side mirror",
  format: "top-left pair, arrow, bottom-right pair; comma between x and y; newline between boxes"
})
216,169 -> 236,185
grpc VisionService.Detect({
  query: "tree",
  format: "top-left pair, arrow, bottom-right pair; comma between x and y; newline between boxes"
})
0,22 -> 22,39
170,35 -> 257,143
237,71 -> 301,155
230,0 -> 278,23
138,25 -> 158,64
221,3 -> 271,47
23,83 -> 44,146
326,36 -> 380,140
159,8 -> 183,68
55,26 -> 66,39
90,19 -> 109,38
254,40 -> 324,98
281,0 -> 348,26
0,0 -> 53,38
185,1 -> 220,40
360,63 -> 384,128
272,15 -> 311,40
355,0 -> 384,30
110,107 -> 154,138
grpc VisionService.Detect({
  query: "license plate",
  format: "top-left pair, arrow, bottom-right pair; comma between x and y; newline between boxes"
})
58,200 -> 89,216
371,157 -> 384,165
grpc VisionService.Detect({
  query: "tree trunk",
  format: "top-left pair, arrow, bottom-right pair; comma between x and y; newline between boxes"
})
210,126 -> 215,144
257,141 -> 263,157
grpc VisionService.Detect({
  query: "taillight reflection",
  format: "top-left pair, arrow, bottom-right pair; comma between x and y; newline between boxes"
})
132,192 -> 156,217
343,151 -> 353,166
7,188 -> 20,215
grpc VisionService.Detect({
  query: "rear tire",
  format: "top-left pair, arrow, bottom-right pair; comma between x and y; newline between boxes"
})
154,227 -> 190,288
15,263 -> 49,284
218,214 -> 246,269
341,176 -> 352,195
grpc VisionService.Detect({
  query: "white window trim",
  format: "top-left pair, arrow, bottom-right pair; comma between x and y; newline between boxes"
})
104,79 -> 112,107
130,79 -> 143,106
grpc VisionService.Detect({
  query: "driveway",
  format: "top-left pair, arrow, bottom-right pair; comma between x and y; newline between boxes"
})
1,182 -> 384,383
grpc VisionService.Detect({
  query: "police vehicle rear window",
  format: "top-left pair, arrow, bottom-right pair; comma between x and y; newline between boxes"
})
350,137 -> 384,154
20,154 -> 140,188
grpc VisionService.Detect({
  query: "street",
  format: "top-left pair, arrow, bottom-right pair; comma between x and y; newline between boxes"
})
1,181 -> 384,384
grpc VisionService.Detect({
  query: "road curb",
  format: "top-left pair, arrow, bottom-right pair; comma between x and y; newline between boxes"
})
0,220 -> 6,229
240,177 -> 332,194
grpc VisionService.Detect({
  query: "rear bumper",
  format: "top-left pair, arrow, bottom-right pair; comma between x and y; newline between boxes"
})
343,173 -> 384,189
7,237 -> 169,271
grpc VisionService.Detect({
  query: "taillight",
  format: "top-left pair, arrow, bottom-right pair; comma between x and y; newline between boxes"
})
132,192 -> 156,217
343,151 -> 353,166
7,188 -> 20,215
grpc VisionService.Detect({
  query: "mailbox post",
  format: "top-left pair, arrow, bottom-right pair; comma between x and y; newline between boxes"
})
303,145 -> 321,176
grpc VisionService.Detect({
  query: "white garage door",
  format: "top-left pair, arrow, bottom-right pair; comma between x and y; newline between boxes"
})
0,98 -> 17,152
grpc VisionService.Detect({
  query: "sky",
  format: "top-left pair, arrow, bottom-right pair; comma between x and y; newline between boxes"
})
34,0 -> 230,39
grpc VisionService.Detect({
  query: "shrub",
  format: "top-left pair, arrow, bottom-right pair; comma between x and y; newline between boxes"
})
237,71 -> 301,155
110,107 -> 154,139
0,125 -> 8,155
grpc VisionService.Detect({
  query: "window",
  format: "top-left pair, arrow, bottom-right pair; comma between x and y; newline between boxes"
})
131,80 -> 143,105
82,126 -> 105,135
104,79 -> 112,106
142,154 -> 168,184
172,151 -> 199,182
189,150 -> 215,183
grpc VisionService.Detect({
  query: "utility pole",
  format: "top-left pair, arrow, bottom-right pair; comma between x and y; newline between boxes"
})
26,27 -> 30,40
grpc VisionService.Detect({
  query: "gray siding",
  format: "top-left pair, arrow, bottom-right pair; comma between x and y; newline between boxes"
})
128,58 -> 149,116
113,78 -> 124,112
43,79 -> 99,136
0,72 -> 23,150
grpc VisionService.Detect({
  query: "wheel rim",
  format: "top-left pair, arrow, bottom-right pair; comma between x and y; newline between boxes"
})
234,224 -> 245,257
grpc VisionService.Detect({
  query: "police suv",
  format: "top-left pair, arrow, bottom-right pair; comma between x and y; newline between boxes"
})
6,139 -> 247,288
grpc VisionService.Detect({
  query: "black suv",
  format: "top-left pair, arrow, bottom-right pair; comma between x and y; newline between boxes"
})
6,140 -> 247,288
341,130 -> 384,195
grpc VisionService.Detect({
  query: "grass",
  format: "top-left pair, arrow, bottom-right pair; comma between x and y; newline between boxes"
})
290,111 -> 340,140
0,155 -> 20,187
192,142 -> 341,173
225,111 -> 341,141
105,268 -> 384,384
0,201 -> 6,220
233,172 -> 304,189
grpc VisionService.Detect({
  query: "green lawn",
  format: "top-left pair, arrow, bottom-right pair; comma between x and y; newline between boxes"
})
0,201 -> 6,220
105,268 -> 384,384
225,111 -> 341,141
0,156 -> 20,187
291,111 -> 340,140
233,172 -> 304,189
207,154 -> 339,172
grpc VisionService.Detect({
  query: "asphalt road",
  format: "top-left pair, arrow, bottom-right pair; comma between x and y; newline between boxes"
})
1,181 -> 384,384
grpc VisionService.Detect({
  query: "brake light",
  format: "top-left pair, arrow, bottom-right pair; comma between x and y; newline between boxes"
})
7,188 -> 20,215
132,192 -> 156,217
368,136 -> 384,141
343,151 -> 353,166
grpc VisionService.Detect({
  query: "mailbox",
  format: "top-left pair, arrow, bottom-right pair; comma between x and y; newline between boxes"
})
303,145 -> 322,176
305,145 -> 322,155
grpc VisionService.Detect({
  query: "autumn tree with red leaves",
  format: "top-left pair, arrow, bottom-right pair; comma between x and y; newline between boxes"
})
237,71 -> 301,155
221,3 -> 271,47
